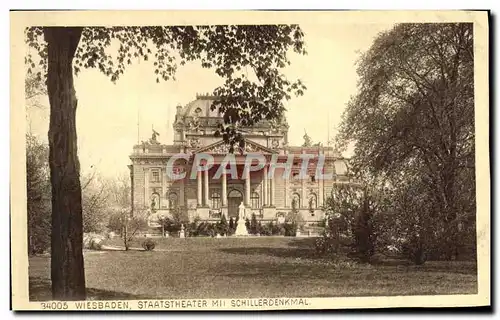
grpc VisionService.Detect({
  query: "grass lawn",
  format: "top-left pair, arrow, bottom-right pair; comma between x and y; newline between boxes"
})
29,237 -> 477,301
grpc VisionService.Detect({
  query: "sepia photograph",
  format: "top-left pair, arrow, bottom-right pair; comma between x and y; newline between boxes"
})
10,10 -> 490,310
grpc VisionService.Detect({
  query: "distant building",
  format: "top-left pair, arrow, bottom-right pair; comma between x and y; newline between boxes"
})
128,94 -> 350,226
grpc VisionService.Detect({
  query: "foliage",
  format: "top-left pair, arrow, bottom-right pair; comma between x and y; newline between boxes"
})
26,133 -> 51,255
189,222 -> 218,237
216,214 -> 229,236
81,172 -> 109,233
336,23 -> 475,262
27,131 -> 128,253
245,218 -> 250,232
99,174 -> 134,237
352,192 -> 376,262
26,25 -> 307,150
25,72 -> 47,108
107,211 -> 125,234
142,238 -> 156,251
283,222 -> 297,237
285,208 -> 305,229
171,207 -> 190,225
249,213 -> 259,235
258,221 -> 284,236
104,173 -> 131,209
119,209 -> 149,250
318,183 -> 384,262
258,222 -> 272,236
158,207 -> 190,236
228,216 -> 235,234
185,216 -> 201,237
315,215 -> 350,256
157,216 -> 179,235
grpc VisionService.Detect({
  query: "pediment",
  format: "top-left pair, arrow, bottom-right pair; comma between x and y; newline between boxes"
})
194,139 -> 276,155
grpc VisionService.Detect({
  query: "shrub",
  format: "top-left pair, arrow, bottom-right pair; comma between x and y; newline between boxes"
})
285,210 -> 305,229
245,218 -> 250,232
249,214 -> 259,235
258,222 -> 272,236
401,236 -> 427,265
228,217 -> 235,234
217,215 -> 229,236
276,224 -> 286,236
190,221 -> 218,237
142,238 -> 156,251
314,215 -> 353,256
283,222 -> 297,237
186,217 -> 200,237
28,229 -> 50,255
352,199 -> 375,263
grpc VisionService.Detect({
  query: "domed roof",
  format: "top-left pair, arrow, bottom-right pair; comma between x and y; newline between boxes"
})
177,93 -> 218,118
175,94 -> 289,129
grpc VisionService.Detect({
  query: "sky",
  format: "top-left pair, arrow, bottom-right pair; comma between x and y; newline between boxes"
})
27,22 -> 394,178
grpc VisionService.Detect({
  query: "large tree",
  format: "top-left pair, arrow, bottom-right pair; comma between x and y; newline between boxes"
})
25,26 -> 306,299
337,23 -> 474,258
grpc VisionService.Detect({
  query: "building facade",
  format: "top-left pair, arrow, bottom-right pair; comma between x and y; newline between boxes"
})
129,94 -> 350,226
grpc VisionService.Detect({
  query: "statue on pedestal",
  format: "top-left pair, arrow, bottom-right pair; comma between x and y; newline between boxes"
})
238,202 -> 246,220
234,202 -> 249,236
149,128 -> 160,145
179,224 -> 185,238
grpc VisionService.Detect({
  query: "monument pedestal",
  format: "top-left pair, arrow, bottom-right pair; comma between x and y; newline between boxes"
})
234,218 -> 249,236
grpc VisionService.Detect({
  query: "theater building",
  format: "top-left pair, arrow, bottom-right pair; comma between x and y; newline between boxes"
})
128,94 -> 350,226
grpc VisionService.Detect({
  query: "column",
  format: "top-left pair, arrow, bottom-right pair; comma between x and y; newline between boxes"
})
221,168 -> 227,207
270,171 -> 275,207
318,175 -> 324,207
144,168 -> 150,207
245,169 -> 251,206
197,170 -> 202,206
180,175 -> 185,208
204,170 -> 210,207
284,172 -> 289,207
162,167 -> 167,207
301,171 -> 306,208
263,166 -> 268,206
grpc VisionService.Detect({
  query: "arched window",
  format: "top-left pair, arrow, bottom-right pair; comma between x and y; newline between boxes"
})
168,192 -> 178,209
228,189 -> 243,198
211,191 -> 221,209
291,193 -> 301,210
251,192 -> 260,209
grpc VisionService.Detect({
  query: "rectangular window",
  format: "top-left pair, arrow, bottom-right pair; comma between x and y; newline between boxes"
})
251,193 -> 260,209
151,170 -> 160,183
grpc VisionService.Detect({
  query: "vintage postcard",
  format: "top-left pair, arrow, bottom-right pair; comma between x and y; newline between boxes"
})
10,10 -> 490,311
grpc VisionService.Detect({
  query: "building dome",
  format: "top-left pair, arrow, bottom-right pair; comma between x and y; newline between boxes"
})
177,93 -> 220,118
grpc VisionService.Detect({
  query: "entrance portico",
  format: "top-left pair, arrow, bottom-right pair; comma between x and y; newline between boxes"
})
193,162 -> 276,220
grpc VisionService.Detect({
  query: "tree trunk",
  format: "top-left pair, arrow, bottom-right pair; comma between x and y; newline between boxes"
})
44,27 -> 85,300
